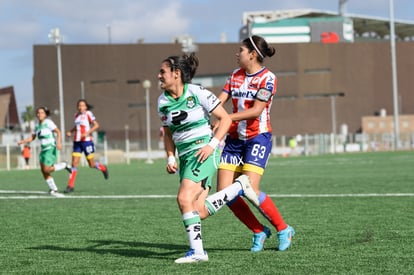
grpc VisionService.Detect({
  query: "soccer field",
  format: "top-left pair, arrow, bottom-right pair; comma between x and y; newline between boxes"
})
1,151 -> 413,274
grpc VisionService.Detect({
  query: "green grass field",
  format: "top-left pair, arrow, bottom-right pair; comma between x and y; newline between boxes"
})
1,151 -> 413,274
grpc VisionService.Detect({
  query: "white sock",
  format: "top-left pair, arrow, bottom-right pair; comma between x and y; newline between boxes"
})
182,211 -> 203,255
53,162 -> 67,171
205,183 -> 242,215
46,178 -> 58,191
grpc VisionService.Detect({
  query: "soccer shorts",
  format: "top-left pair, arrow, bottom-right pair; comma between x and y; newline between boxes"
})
39,147 -> 58,167
178,147 -> 220,189
219,132 -> 272,176
72,141 -> 96,159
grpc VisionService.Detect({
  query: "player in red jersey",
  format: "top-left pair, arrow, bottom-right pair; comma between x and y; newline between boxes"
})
64,99 -> 108,193
217,35 -> 295,252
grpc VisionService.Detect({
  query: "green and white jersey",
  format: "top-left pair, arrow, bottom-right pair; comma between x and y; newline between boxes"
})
158,83 -> 220,156
34,118 -> 57,151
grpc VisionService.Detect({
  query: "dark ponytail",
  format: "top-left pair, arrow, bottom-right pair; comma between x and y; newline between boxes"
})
163,52 -> 199,83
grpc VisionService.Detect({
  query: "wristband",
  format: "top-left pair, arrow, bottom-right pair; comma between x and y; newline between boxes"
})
208,137 -> 220,149
167,155 -> 176,165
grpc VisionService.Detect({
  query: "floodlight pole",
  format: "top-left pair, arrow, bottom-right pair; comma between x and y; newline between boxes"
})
389,0 -> 400,150
143,80 -> 153,164
125,124 -> 130,165
49,28 -> 65,153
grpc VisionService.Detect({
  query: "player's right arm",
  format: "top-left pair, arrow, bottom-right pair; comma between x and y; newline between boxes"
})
17,134 -> 36,145
163,126 -> 177,174
66,126 -> 76,137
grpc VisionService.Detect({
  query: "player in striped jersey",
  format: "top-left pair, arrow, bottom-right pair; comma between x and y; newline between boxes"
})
158,53 -> 259,264
64,99 -> 108,193
217,35 -> 295,252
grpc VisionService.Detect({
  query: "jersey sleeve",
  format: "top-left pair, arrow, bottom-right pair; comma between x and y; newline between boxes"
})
222,68 -> 240,94
196,86 -> 220,113
46,119 -> 57,131
256,72 -> 277,102
222,75 -> 232,94
87,111 -> 96,122
157,94 -> 169,127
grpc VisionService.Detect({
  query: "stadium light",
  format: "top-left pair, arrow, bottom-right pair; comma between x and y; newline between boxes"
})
48,28 -> 65,153
106,24 -> 111,44
143,80 -> 153,164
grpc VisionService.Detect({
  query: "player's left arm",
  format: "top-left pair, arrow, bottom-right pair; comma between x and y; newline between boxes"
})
84,119 -> 99,138
229,95 -> 268,122
53,127 -> 63,150
231,75 -> 275,121
195,104 -> 231,163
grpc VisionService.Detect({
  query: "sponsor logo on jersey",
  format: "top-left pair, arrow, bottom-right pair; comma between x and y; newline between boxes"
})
265,76 -> 274,91
195,139 -> 205,144
231,90 -> 255,99
248,76 -> 260,89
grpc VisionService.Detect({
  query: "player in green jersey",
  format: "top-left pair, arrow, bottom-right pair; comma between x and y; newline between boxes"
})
157,53 -> 259,264
17,106 -> 70,197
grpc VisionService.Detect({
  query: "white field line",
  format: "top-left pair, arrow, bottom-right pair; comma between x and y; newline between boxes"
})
1,190 -> 414,200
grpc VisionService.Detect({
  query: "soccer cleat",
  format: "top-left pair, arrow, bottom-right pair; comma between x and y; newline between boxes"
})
251,226 -> 272,252
49,190 -> 65,198
235,175 -> 259,206
63,186 -> 74,193
102,165 -> 109,180
64,162 -> 72,173
277,225 -> 295,251
174,249 -> 208,264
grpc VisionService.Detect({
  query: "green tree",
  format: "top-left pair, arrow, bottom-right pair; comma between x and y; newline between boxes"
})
21,105 -> 34,132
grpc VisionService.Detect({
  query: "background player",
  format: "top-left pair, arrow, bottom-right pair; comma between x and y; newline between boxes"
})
64,99 -> 108,193
17,106 -> 70,197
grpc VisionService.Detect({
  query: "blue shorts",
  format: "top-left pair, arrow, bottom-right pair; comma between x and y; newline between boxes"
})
72,141 -> 96,159
219,133 -> 272,176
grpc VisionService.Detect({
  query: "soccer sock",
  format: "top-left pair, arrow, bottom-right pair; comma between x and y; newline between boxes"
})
95,162 -> 106,171
228,196 -> 264,233
46,177 -> 58,191
258,192 -> 288,232
53,162 -> 67,171
67,167 -> 78,188
205,183 -> 242,215
182,211 -> 203,255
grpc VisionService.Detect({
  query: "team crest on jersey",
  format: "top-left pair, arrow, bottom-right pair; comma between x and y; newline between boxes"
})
186,96 -> 195,108
248,77 -> 260,89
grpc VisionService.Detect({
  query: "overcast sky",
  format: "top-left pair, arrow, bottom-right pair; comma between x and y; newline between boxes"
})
0,0 -> 413,115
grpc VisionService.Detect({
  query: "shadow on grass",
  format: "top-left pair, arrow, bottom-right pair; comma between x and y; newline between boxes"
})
28,240 -> 186,259
28,239 -> 247,260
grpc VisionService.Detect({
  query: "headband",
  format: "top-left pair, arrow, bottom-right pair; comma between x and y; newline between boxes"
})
168,58 -> 175,67
249,36 -> 264,59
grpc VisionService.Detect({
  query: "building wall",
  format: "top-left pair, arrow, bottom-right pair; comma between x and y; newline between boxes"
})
362,115 -> 414,134
33,41 -> 414,144
0,86 -> 20,130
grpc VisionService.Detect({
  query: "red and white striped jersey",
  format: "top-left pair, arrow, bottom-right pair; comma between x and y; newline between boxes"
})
72,110 -> 96,142
223,67 -> 277,140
